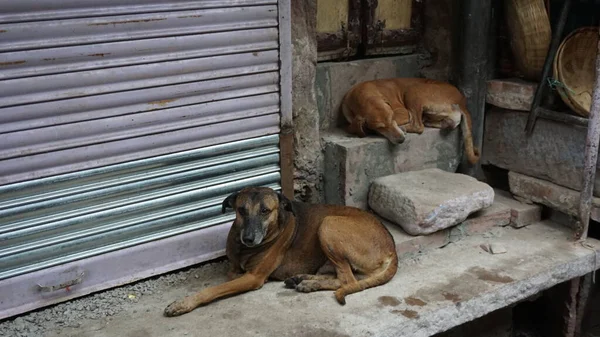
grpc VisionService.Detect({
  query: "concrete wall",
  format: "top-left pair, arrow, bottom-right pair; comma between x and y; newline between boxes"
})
291,0 -> 321,203
290,0 -> 457,203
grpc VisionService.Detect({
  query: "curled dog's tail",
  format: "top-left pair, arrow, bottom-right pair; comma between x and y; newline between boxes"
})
334,254 -> 398,305
453,104 -> 480,165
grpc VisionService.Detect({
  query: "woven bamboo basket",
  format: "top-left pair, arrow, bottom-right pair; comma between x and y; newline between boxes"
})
552,32 -> 581,115
504,0 -> 552,80
554,26 -> 599,117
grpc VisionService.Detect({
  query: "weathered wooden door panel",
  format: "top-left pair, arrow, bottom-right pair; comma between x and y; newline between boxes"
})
362,0 -> 423,56
316,0 -> 361,61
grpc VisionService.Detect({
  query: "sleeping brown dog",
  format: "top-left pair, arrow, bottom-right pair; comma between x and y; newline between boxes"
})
341,77 -> 480,164
163,187 -> 398,317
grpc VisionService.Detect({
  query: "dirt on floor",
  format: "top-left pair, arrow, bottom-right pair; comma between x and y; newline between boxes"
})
0,260 -> 229,337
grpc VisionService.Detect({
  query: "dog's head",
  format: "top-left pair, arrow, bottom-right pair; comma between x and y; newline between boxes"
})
359,99 -> 407,144
370,119 -> 406,145
221,187 -> 294,248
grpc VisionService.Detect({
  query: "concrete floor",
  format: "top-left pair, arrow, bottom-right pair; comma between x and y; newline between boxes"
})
2,221 -> 599,337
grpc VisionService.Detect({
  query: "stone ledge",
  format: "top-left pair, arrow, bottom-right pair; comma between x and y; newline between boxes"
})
323,129 -> 462,209
55,222 -> 600,337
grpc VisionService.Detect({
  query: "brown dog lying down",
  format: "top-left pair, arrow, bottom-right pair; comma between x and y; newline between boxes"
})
341,77 -> 480,164
164,187 -> 398,316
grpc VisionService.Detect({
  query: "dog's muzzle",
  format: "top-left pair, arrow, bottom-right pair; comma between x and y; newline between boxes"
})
240,221 -> 265,247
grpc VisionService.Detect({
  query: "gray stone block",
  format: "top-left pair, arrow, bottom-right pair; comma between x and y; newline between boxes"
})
483,108 -> 600,197
368,168 -> 494,236
316,55 -> 421,130
323,128 -> 462,209
508,171 -> 600,217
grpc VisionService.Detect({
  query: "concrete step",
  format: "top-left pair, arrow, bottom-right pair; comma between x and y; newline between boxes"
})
322,129 -> 462,209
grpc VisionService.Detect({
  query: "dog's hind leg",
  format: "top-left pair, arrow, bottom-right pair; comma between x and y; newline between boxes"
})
317,215 -> 398,305
422,103 -> 461,130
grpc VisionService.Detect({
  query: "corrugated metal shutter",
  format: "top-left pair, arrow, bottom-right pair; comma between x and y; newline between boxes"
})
0,0 -> 291,319
0,0 -> 281,184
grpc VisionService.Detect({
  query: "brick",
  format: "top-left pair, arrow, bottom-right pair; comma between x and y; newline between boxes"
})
494,189 -> 542,228
461,202 -> 511,234
486,78 -> 536,111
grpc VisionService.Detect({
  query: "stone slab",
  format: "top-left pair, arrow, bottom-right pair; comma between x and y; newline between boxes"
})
40,222 -> 600,337
508,171 -> 600,217
486,79 -> 536,111
316,54 -> 421,130
323,129 -> 462,209
493,189 -> 542,228
368,169 -> 494,235
482,108 -> 600,197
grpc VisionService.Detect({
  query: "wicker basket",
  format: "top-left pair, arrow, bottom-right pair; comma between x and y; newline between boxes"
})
554,27 -> 599,117
504,0 -> 552,81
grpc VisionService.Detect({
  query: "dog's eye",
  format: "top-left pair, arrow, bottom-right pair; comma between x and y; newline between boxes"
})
260,207 -> 270,214
237,207 -> 246,215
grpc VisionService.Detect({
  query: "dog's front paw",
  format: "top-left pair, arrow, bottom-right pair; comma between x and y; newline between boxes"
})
295,282 -> 316,293
164,297 -> 196,317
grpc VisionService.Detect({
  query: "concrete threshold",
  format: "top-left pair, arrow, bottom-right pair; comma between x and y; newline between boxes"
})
47,221 -> 600,337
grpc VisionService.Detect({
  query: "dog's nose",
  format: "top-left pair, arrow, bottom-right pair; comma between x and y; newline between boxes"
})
241,232 -> 254,245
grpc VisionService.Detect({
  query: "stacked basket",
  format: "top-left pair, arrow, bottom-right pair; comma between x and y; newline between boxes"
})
553,27 -> 600,117
504,0 -> 552,81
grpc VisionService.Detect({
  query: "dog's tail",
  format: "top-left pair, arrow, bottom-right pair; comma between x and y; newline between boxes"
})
334,253 -> 398,305
453,103 -> 480,165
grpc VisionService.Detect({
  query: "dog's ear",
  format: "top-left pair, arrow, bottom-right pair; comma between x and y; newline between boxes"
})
348,118 -> 367,137
277,191 -> 295,215
221,192 -> 238,214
